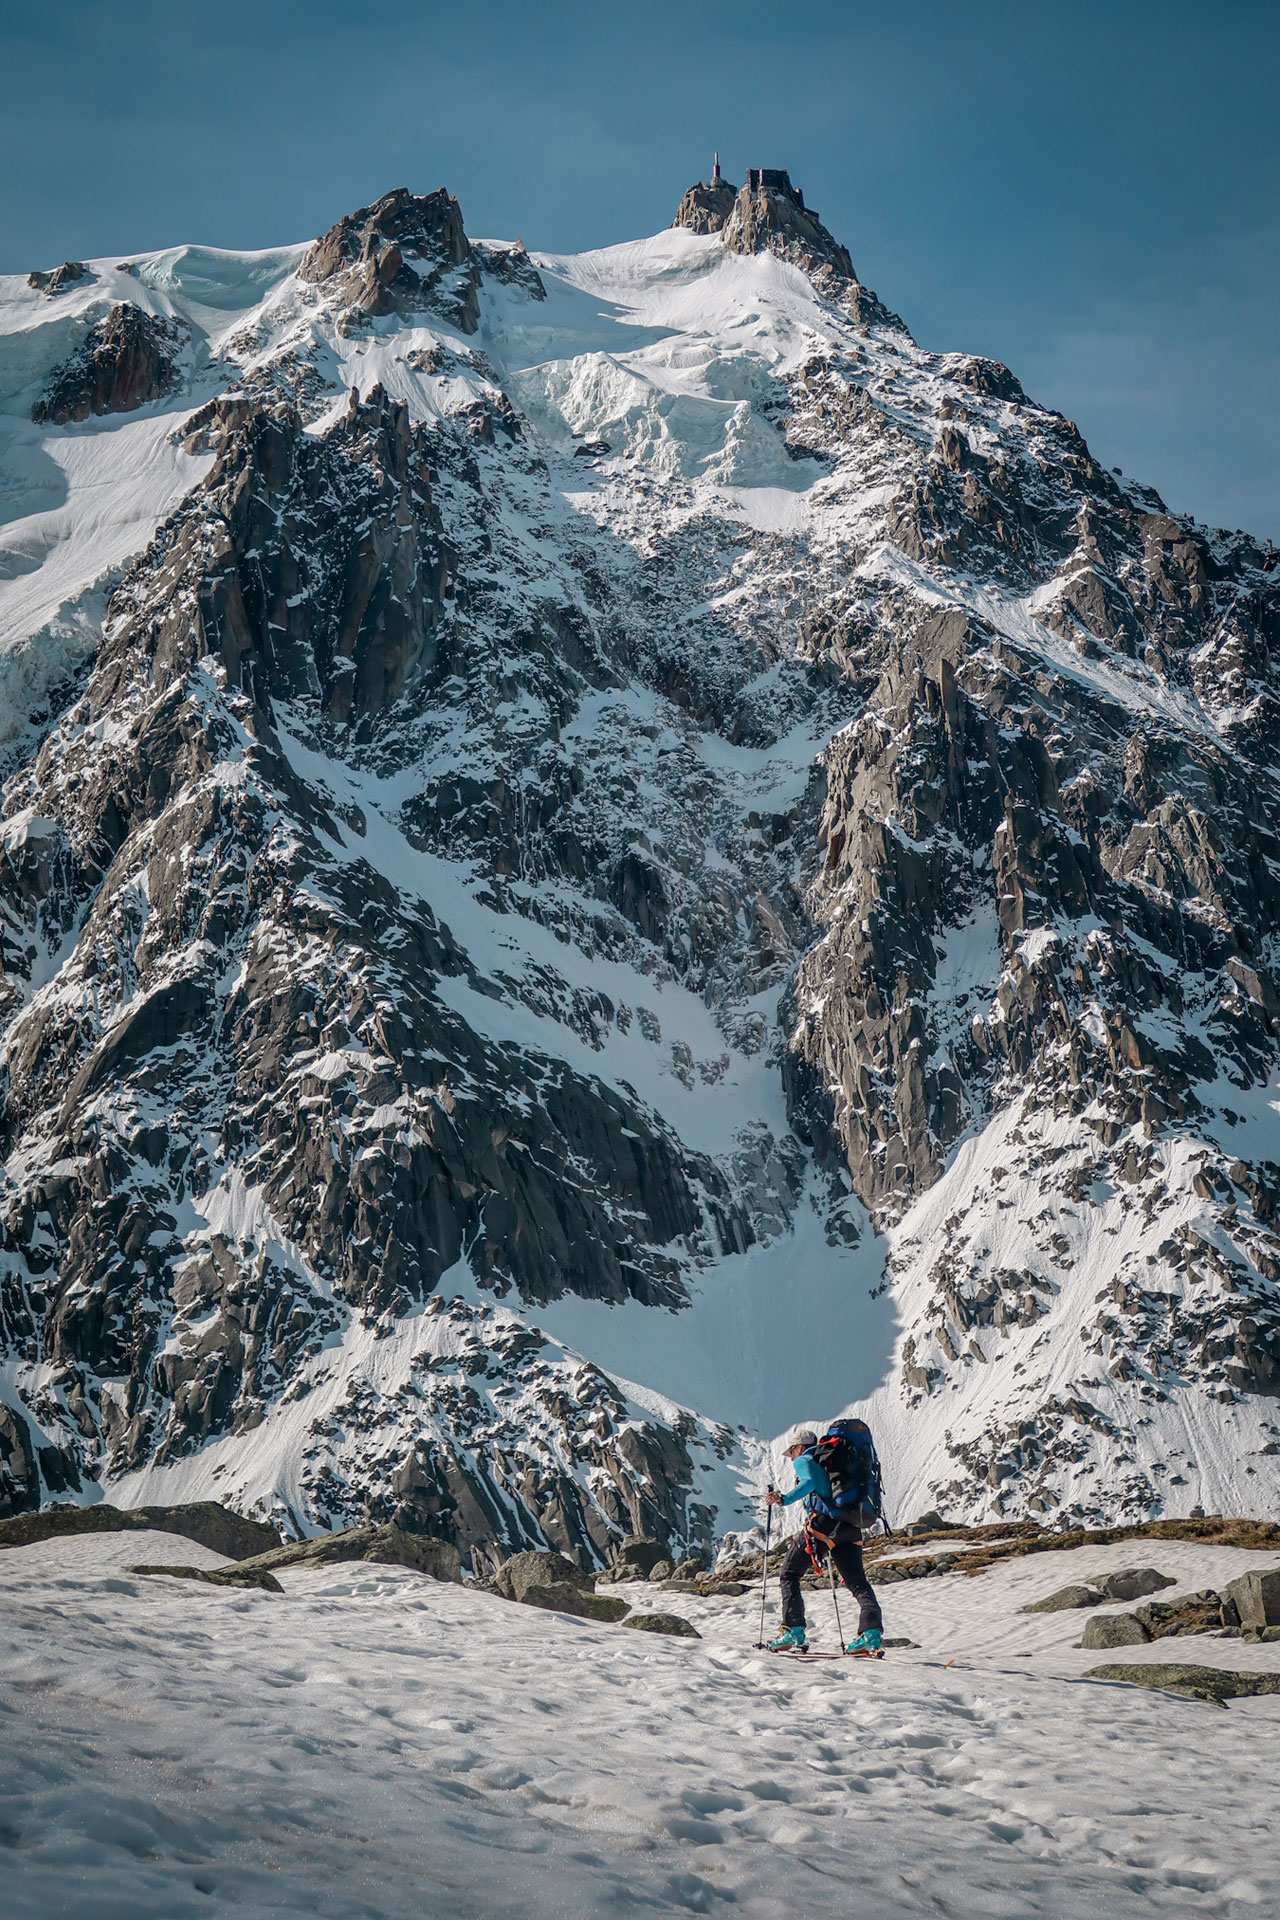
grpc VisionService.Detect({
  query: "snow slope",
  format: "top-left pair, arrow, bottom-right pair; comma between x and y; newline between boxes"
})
0,248 -> 300,739
2,1529 -> 1279,1918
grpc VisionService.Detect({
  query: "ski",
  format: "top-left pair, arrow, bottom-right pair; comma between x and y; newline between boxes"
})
760,1645 -> 886,1662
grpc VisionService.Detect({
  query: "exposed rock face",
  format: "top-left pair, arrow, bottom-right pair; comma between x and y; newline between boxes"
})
672,179 -> 738,235
28,261 -> 90,296
298,186 -> 480,331
675,167 -> 903,326
32,303 -> 184,425
1135,1589 -> 1226,1638
2,177 -> 1279,1562
0,1404 -> 40,1518
722,168 -> 854,280
0,377 -> 732,1562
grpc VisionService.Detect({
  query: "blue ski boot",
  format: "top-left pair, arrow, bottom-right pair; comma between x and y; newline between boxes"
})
845,1628 -> 884,1658
767,1625 -> 807,1652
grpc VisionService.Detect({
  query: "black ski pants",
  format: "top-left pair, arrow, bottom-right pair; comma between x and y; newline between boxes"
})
779,1523 -> 883,1636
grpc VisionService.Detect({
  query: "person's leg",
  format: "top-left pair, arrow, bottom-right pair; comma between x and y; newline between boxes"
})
777,1537 -> 811,1631
832,1535 -> 883,1634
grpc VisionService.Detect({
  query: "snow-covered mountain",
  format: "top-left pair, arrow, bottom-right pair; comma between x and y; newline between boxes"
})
1,169 -> 1277,1562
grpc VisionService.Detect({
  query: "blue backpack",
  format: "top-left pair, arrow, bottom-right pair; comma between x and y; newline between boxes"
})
812,1420 -> 883,1528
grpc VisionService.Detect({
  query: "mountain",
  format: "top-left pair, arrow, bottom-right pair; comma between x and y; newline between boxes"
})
1,169 -> 1277,1563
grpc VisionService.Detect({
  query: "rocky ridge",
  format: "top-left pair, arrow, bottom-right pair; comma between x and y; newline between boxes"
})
32,302 -> 186,425
0,175 -> 1277,1562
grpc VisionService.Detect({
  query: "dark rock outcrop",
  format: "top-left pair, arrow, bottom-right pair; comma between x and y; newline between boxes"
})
1135,1589 -> 1227,1639
32,303 -> 184,425
722,169 -> 854,280
28,261 -> 90,296
1085,1662 -> 1280,1703
623,1611 -> 701,1637
1097,1567 -> 1177,1602
672,178 -> 738,235
1020,1582 -> 1102,1613
235,1523 -> 462,1582
1224,1568 -> 1280,1628
491,1547 -> 630,1620
0,1500 -> 280,1559
298,186 -> 479,332
127,1561 -> 285,1591
608,1534 -> 671,1578
0,1404 -> 39,1518
1080,1610 -> 1150,1647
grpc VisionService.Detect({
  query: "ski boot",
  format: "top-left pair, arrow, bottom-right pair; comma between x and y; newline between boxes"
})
845,1628 -> 884,1659
767,1625 -> 807,1652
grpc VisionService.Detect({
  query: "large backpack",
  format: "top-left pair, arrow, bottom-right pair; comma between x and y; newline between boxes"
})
812,1419 -> 883,1528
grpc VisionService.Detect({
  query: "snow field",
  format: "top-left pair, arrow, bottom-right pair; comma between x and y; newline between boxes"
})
2,1531 -> 1278,1918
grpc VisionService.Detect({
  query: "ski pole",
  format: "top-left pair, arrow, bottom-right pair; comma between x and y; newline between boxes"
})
755,1491 -> 774,1647
828,1553 -> 844,1649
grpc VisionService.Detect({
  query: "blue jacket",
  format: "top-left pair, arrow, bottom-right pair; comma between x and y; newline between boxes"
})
778,1450 -> 831,1511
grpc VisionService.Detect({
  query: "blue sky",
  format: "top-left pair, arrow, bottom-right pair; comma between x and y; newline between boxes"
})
3,0 -> 1276,536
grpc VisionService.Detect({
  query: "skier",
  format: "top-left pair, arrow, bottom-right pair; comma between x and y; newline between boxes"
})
766,1428 -> 884,1655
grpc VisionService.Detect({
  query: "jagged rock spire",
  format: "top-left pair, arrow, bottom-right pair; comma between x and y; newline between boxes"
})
672,165 -> 903,328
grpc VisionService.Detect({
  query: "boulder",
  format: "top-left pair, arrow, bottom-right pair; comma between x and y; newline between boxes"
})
1081,1612 -> 1150,1648
527,1588 -> 631,1624
610,1535 -> 668,1578
1085,1662 -> 1280,1704
1135,1590 -> 1225,1640
903,1510 -> 954,1537
1224,1568 -> 1280,1629
647,1560 -> 674,1583
491,1548 -> 629,1622
493,1549 -> 591,1602
127,1563 -> 284,1593
1096,1567 -> 1177,1603
1020,1583 -> 1102,1614
236,1524 -> 462,1583
623,1612 -> 701,1638
0,1501 -> 281,1562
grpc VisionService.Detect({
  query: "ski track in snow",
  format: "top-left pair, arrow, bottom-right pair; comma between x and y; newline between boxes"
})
2,1531 -> 1278,1919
